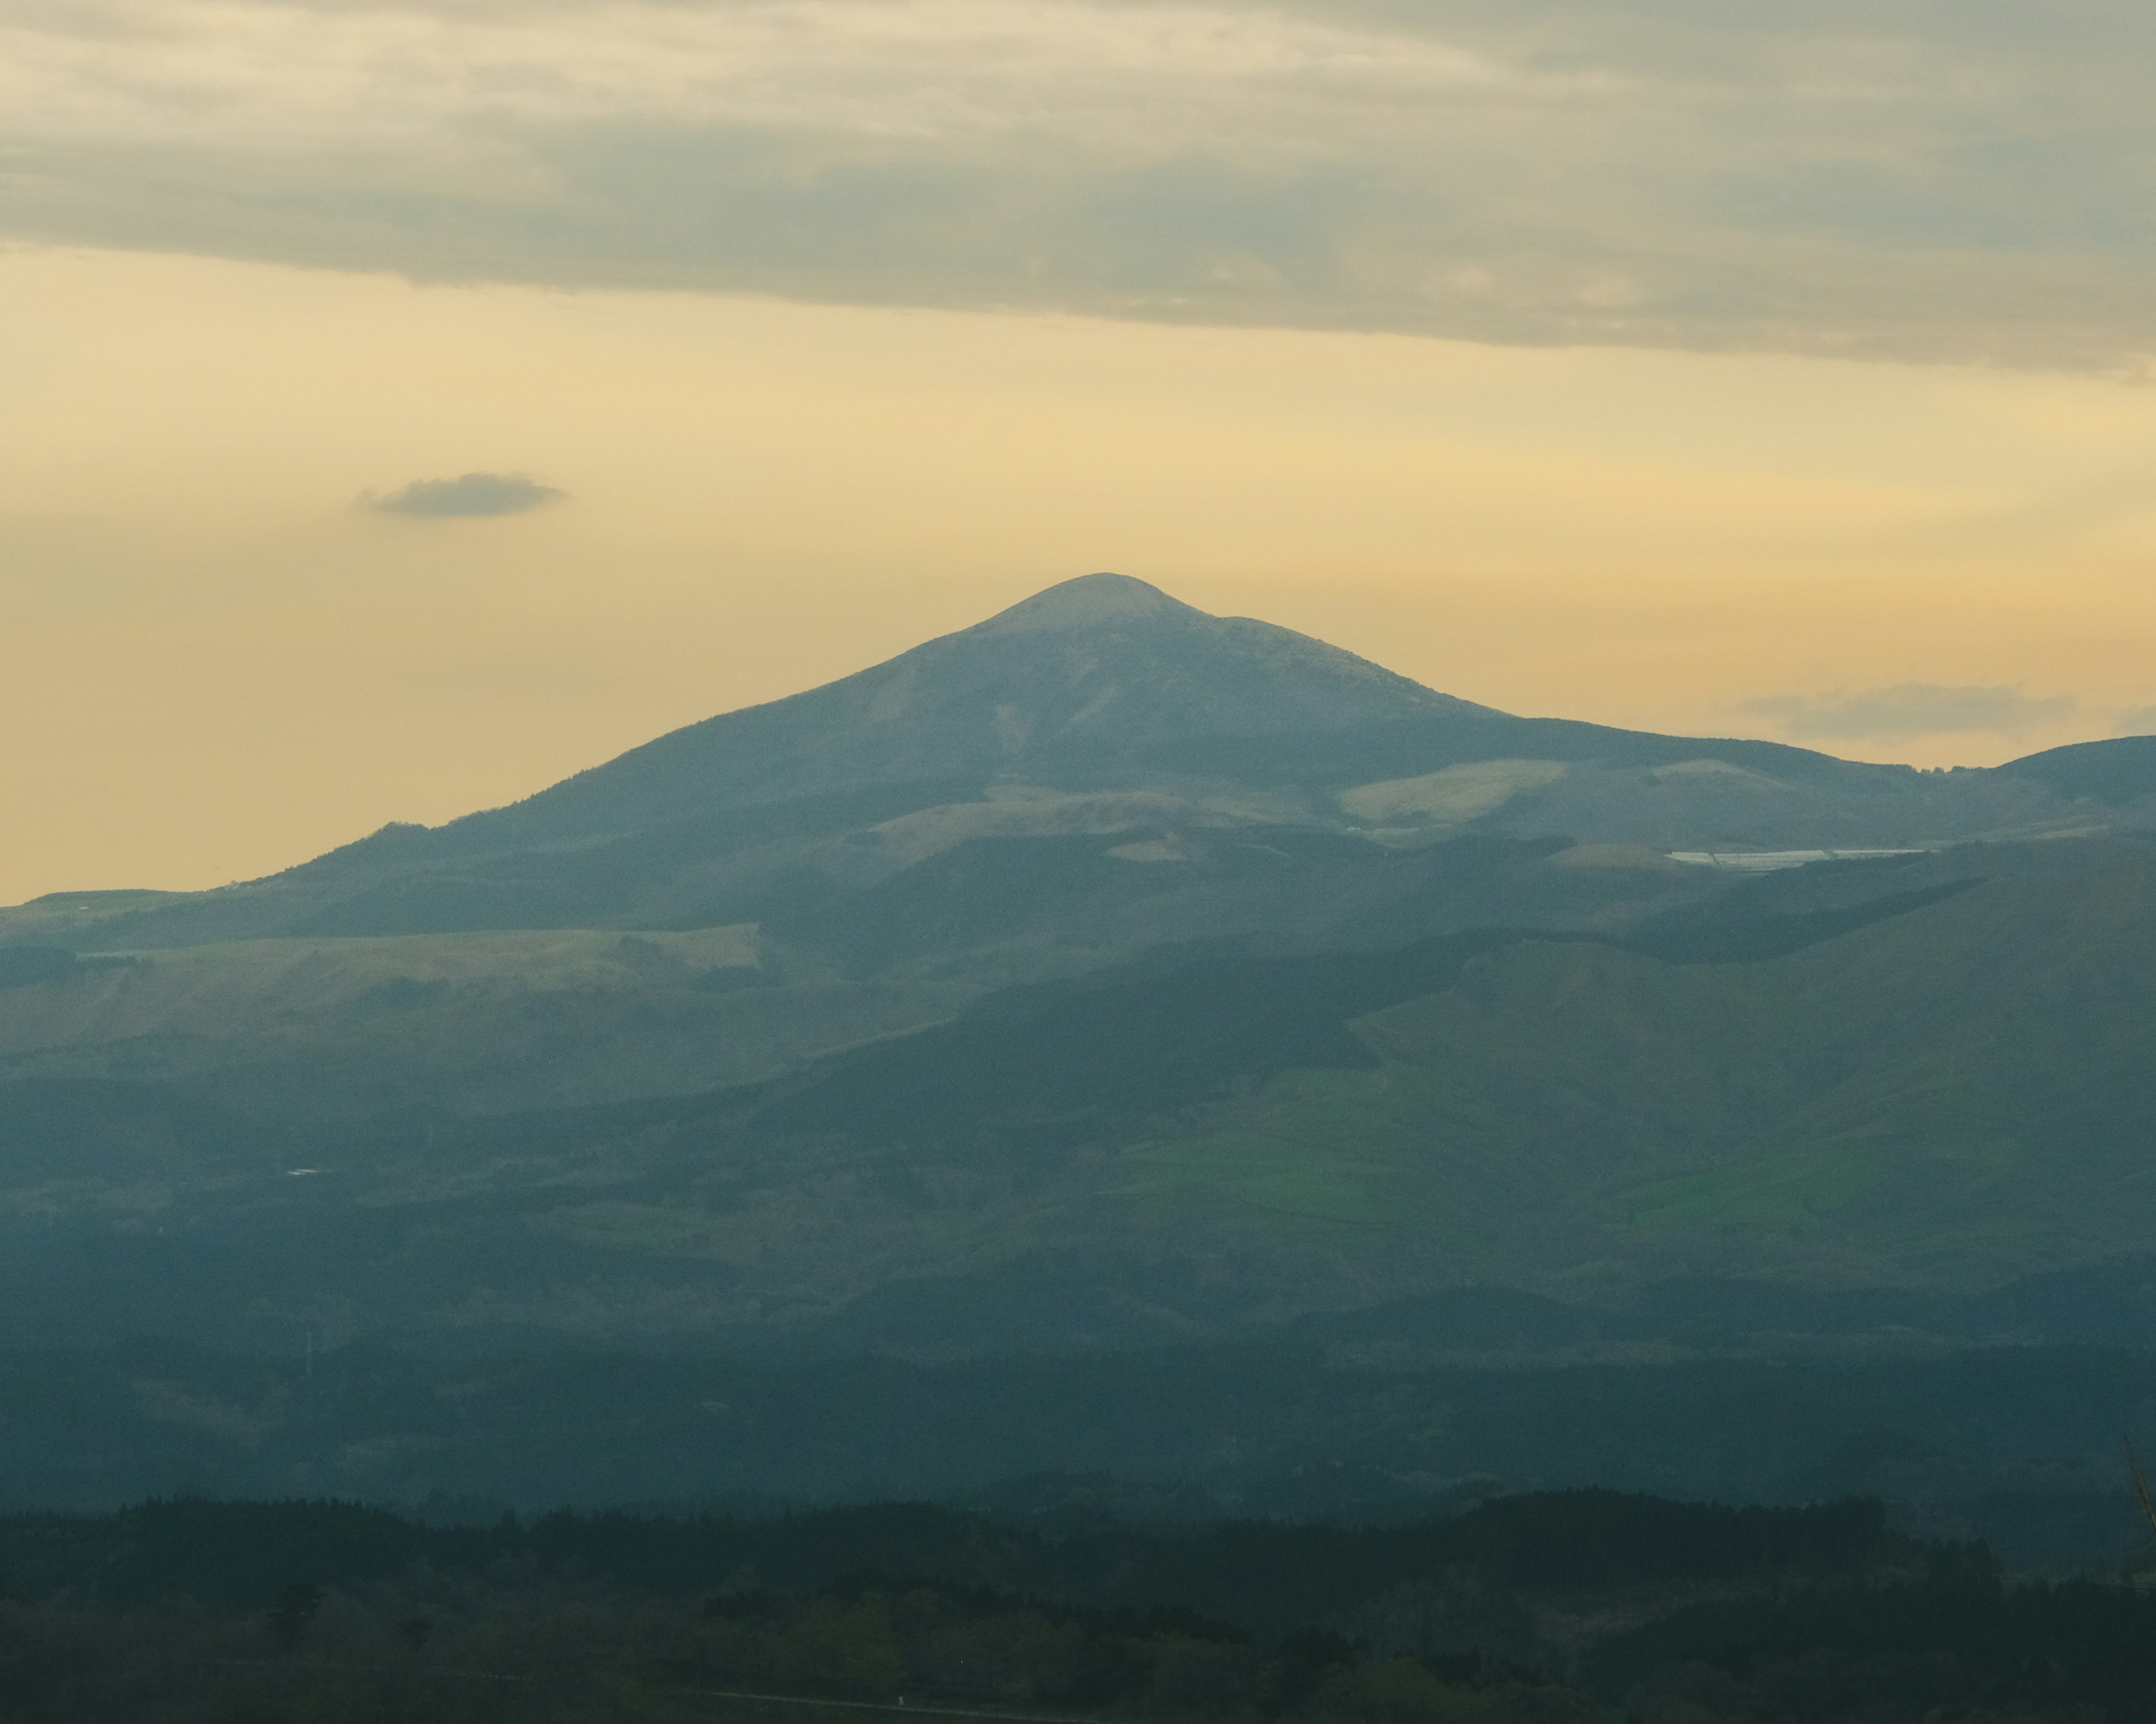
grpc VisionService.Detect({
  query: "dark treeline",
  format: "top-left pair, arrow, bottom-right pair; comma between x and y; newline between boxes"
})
0,1490 -> 1901,1620
7,1490 -> 2156,1720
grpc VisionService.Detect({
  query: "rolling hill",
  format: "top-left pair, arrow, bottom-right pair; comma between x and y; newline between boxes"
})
1,574 -> 2154,1380
1,833 -> 2152,1367
2,573 -> 2146,1114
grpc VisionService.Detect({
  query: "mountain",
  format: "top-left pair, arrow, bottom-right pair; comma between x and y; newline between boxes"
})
418,570 -> 1498,848
3,575 -> 2156,1392
248,569 -> 1889,857
3,573 -> 2147,1117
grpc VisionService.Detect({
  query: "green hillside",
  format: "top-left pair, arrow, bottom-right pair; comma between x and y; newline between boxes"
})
2,838 -> 2148,1365
4,577 -> 2156,1377
1119,839 -> 2156,1289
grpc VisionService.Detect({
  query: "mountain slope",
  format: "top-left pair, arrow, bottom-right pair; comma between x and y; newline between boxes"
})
1998,733 -> 2156,806
373,570 -> 1902,857
3,574 -> 2152,1121
5,836 -> 2153,1364
449,572 -> 1491,849
0,575 -> 1921,934
1123,836 -> 2156,1291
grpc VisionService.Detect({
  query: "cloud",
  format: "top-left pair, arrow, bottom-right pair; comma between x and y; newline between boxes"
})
1741,684 -> 2079,744
3,1 -> 2156,367
360,473 -> 564,519
2113,707 -> 2156,738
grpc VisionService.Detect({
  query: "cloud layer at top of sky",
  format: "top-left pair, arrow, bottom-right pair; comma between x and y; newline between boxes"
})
3,0 -> 2153,368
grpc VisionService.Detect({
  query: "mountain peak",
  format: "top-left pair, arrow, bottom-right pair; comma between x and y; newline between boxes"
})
970,572 -> 1199,636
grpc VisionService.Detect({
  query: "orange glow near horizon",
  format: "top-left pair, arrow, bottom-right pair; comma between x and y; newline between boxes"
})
4,245 -> 2155,903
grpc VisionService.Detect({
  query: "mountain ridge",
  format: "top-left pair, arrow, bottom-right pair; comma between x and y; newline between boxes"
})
259,573 -> 2156,871
1,572 -> 2152,1129
380,572 -> 1511,858
13,573 -> 2145,924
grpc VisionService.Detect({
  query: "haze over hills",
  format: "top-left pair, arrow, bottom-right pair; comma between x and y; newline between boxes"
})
26,4 -> 2156,1649
1,573 -> 2145,1114
2,573 -> 2156,1498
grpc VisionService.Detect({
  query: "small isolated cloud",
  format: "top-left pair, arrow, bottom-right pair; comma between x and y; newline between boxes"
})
1741,684 -> 2077,744
360,472 -> 564,519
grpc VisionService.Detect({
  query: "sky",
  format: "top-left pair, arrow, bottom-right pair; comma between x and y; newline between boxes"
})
4,0 -> 2156,900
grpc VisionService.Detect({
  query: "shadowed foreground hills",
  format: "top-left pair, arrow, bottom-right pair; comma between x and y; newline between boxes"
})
10,1334 -> 2156,1564
17,1489 -> 2156,1724
0,835 -> 2151,1368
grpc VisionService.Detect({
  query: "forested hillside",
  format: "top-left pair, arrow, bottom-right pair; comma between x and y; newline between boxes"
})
1,1490 -> 2149,1722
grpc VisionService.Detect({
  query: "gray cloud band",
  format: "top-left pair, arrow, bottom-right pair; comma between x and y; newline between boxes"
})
4,0 -> 2154,369
1741,686 -> 2079,744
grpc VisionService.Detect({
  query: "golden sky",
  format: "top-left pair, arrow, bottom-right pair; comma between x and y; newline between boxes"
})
4,243 -> 2155,902
5,0 -> 2156,903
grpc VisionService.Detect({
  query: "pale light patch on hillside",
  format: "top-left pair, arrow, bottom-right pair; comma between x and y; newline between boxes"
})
1647,759 -> 1798,788
0,924 -> 760,1054
1551,845 -> 1687,872
1668,848 -> 1929,872
1338,760 -> 1567,826
0,893 -> 180,944
871,792 -> 1190,864
0,917 -> 960,1113
118,924 -> 760,989
870,785 -> 1307,865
